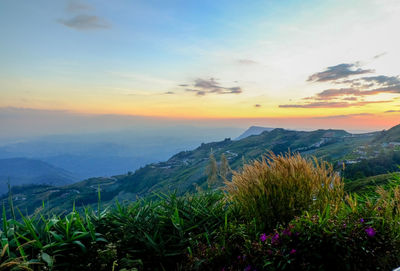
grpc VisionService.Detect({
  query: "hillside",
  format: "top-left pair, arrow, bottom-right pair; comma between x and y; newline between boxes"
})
235,126 -> 275,140
373,124 -> 400,143
2,124 -> 400,214
0,158 -> 77,195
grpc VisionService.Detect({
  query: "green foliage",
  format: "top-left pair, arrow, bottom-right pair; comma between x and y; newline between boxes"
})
2,150 -> 400,270
95,191 -> 227,270
224,152 -> 344,230
344,151 -> 400,180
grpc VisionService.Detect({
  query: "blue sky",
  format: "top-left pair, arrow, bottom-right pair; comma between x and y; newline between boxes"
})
1,0 -> 400,131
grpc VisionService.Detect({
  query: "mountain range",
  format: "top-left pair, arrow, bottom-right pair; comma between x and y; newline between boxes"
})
2,124 -> 400,215
0,158 -> 77,195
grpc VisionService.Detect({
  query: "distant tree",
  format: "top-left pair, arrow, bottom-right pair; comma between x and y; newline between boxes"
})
206,152 -> 218,188
219,154 -> 231,180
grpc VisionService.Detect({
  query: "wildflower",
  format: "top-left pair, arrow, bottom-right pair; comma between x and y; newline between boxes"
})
290,249 -> 296,254
360,218 -> 365,223
282,228 -> 292,236
342,223 -> 346,228
244,265 -> 252,271
260,233 -> 267,242
271,233 -> 280,245
365,227 -> 376,237
267,249 -> 273,255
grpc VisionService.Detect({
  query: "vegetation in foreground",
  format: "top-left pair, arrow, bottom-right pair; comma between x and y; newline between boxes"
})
1,153 -> 400,270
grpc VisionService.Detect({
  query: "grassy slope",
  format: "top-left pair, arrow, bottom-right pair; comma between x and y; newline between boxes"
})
3,126 -> 399,215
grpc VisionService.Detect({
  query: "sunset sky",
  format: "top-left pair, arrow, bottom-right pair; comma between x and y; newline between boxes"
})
1,0 -> 400,132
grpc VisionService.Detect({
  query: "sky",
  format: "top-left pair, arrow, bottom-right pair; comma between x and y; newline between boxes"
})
1,0 -> 400,133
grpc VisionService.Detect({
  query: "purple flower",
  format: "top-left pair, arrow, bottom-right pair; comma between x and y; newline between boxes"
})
271,233 -> 280,245
282,228 -> 292,236
267,249 -> 273,255
290,248 -> 296,254
360,218 -> 365,223
260,233 -> 267,242
342,223 -> 347,228
365,227 -> 376,237
244,265 -> 252,271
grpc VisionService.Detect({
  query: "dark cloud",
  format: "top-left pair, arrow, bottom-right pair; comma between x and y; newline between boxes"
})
316,88 -> 363,100
307,63 -> 374,82
279,100 -> 391,108
254,104 -> 262,108
181,78 -> 243,96
237,59 -> 258,65
164,91 -> 175,95
185,89 -> 206,96
299,75 -> 400,103
58,15 -> 110,30
194,78 -> 220,89
357,75 -> 400,87
385,110 -> 400,113
340,75 -> 400,89
283,59 -> 400,109
67,0 -> 93,12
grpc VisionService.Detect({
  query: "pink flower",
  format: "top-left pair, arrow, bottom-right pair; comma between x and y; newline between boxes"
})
290,249 -> 296,254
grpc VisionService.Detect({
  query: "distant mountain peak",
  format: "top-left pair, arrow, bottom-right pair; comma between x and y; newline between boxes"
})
235,126 -> 275,140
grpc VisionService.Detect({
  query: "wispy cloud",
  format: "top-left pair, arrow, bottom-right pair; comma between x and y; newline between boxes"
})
237,59 -> 258,65
66,0 -> 93,12
385,110 -> 400,113
59,1 -> 110,30
307,63 -> 374,82
373,52 -> 387,59
312,113 -> 374,119
254,104 -> 262,108
181,78 -> 243,96
58,15 -> 110,30
279,100 -> 391,108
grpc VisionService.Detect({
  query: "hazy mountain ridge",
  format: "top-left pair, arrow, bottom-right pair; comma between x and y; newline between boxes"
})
0,127 -> 242,179
235,126 -> 275,140
0,157 -> 77,195
2,124 -> 400,214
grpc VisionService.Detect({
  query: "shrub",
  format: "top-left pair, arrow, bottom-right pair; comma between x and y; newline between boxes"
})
224,152 -> 344,230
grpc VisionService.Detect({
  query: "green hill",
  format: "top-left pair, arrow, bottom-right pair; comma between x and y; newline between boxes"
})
2,124 -> 400,214
373,124 -> 400,143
